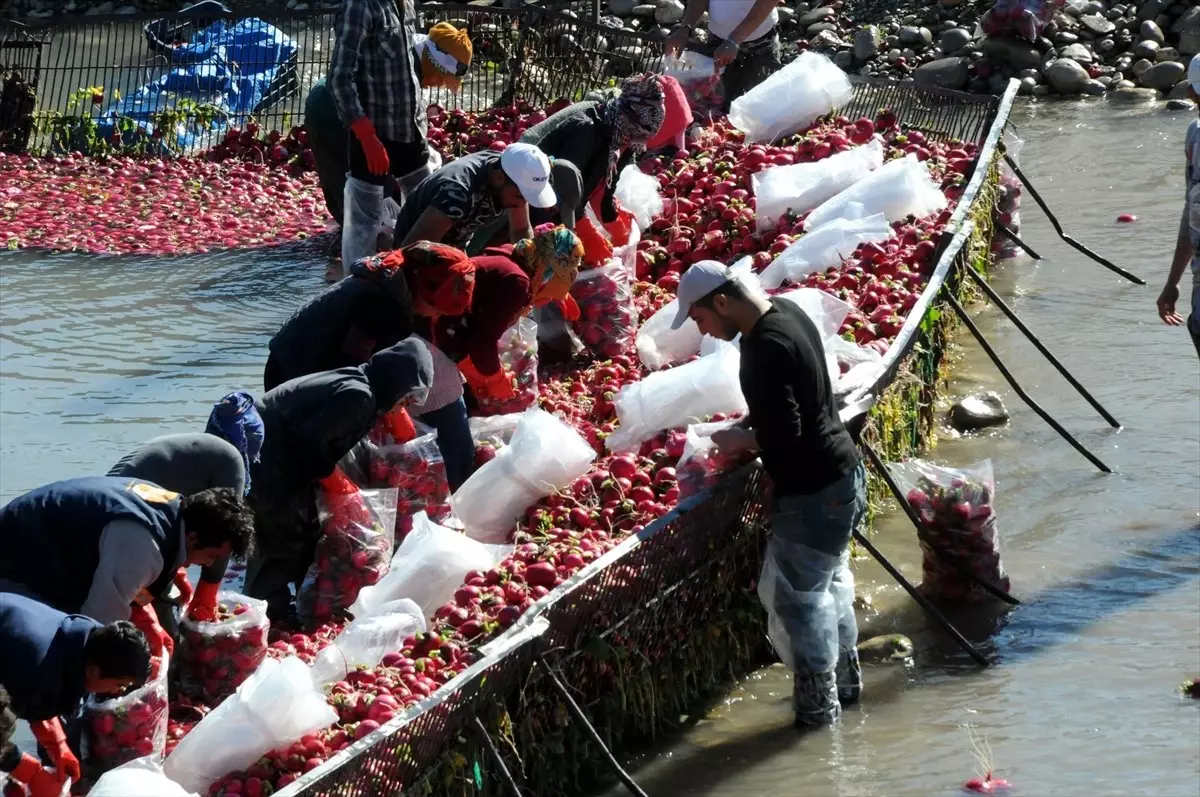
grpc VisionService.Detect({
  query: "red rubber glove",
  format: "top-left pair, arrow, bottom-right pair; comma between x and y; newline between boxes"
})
11,753 -> 68,797
317,466 -> 357,496
28,719 -> 79,785
383,405 -> 417,444
173,567 -> 194,609
130,601 -> 173,657
349,117 -> 389,176
459,356 -> 516,402
188,579 -> 221,622
574,216 -> 613,266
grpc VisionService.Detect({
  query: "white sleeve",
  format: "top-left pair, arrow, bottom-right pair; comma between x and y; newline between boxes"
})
79,519 -> 165,624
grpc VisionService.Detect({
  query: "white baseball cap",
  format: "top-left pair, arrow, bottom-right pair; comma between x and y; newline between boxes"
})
1190,54 -> 1200,93
670,260 -> 736,329
500,143 -> 557,209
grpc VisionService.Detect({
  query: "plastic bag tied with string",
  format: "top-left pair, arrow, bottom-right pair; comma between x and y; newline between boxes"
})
178,592 -> 269,704
752,138 -> 884,233
729,52 -> 853,143
676,418 -> 755,499
474,316 -> 539,416
83,652 -> 171,775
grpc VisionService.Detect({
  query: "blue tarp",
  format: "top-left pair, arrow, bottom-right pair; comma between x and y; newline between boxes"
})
97,17 -> 297,152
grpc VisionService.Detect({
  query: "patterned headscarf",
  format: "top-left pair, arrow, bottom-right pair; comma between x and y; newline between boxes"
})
401,241 -> 477,319
205,390 -> 264,495
601,73 -> 666,186
513,225 -> 584,306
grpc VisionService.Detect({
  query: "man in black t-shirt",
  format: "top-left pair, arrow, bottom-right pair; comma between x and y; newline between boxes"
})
672,260 -> 866,728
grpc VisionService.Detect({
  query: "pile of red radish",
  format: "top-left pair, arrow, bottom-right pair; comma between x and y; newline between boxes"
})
60,99 -> 987,797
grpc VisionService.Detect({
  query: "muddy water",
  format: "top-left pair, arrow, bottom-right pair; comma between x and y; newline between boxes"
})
1,99 -> 1198,794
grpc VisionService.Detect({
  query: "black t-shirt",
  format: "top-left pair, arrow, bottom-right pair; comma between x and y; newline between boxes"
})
740,298 -> 860,496
394,150 -> 501,249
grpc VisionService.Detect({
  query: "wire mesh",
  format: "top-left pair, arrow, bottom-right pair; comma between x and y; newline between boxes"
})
0,21 -> 44,152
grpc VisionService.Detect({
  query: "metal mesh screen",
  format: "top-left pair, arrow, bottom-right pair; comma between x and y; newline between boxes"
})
0,22 -> 44,152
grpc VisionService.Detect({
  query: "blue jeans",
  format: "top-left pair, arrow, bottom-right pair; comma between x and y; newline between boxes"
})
417,397 -> 474,491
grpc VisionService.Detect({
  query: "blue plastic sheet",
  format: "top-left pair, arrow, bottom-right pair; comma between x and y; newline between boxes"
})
97,17 -> 297,153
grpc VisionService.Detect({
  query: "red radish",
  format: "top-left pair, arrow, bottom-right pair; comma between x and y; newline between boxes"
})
1116,213 -> 1136,223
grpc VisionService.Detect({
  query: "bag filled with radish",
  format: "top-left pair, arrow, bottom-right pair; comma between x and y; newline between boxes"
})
297,471 -> 397,624
368,425 -> 452,541
475,316 -> 540,415
570,257 -> 636,358
84,652 -> 170,775
309,598 -> 426,687
177,592 -> 269,705
890,458 -> 1010,602
675,418 -> 755,499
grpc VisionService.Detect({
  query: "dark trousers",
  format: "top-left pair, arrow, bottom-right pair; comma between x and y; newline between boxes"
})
707,28 -> 783,110
416,397 -> 475,491
347,134 -> 428,186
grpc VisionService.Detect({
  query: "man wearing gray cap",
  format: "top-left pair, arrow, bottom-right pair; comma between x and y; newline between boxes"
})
670,260 -> 865,727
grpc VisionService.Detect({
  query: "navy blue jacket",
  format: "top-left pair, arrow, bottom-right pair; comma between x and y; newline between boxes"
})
0,592 -> 99,722
0,476 -> 183,613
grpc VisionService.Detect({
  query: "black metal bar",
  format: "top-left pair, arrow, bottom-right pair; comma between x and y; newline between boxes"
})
1004,154 -> 1145,286
861,443 -> 1020,606
852,531 -> 991,668
944,292 -> 1113,473
535,655 -> 650,797
471,717 -> 524,797
998,224 -> 1042,260
961,264 -> 1121,429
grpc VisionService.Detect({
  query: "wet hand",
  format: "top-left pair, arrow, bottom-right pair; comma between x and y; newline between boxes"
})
1156,283 -> 1184,325
664,25 -> 689,58
713,39 -> 739,69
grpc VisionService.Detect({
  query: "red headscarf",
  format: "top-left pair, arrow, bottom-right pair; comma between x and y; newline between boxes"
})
646,75 -> 693,151
397,241 -> 476,319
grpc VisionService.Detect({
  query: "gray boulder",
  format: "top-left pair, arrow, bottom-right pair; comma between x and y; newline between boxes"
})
1154,47 -> 1180,63
631,5 -> 657,17
1060,43 -> 1094,63
1079,14 -> 1116,35
1140,61 -> 1186,91
1137,0 -> 1168,22
797,5 -> 836,28
853,26 -> 881,61
1044,57 -> 1090,94
1172,6 -> 1200,36
1140,20 -> 1166,45
1166,99 -> 1198,111
1181,32 -> 1200,58
940,27 -> 973,53
1168,80 -> 1194,101
1082,78 -> 1107,95
982,36 -> 1044,70
898,26 -> 933,47
913,57 -> 970,90
1130,57 -> 1154,77
1108,86 -> 1163,103
948,392 -> 1009,432
654,0 -> 684,25
1132,39 -> 1161,60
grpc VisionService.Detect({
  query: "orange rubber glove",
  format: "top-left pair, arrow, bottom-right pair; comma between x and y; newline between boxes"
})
11,753 -> 68,797
459,356 -> 515,402
557,294 -> 581,322
28,719 -> 79,785
317,466 -> 357,495
188,579 -> 221,622
173,567 -> 194,609
574,216 -> 613,266
130,601 -> 173,657
383,405 -> 417,444
603,207 -> 636,247
349,117 -> 389,176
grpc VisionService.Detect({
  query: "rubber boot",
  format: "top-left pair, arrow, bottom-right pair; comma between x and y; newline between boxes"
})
341,175 -> 384,278
793,669 -> 840,728
836,646 -> 862,705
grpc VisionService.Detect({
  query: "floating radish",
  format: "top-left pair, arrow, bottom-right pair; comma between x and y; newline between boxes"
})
962,725 -> 1010,794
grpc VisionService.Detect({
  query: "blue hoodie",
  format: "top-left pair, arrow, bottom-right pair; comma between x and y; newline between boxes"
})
0,592 -> 99,722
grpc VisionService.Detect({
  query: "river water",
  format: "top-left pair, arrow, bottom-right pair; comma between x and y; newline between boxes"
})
1,99 -> 1198,795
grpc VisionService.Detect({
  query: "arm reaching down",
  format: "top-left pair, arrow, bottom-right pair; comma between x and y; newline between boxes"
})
79,520 -> 165,624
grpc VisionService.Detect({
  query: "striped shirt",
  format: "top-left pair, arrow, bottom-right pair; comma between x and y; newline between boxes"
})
328,0 -> 426,144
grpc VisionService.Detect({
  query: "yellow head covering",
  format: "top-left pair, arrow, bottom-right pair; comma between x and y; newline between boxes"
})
421,22 -> 473,93
513,225 -> 584,307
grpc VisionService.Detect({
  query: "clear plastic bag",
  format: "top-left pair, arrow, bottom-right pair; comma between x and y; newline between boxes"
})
452,407 -> 598,542
613,164 -> 664,231
773,286 -> 854,342
756,538 -> 841,674
341,176 -> 384,276
475,316 -> 539,416
349,511 -> 514,620
753,138 -> 884,232
297,486 -> 398,624
606,344 -> 747,454
994,131 -> 1024,259
758,214 -> 893,290
84,652 -> 170,772
88,757 -> 198,797
826,334 -> 885,396
659,51 -> 725,116
368,430 -> 452,541
571,258 -> 636,358
178,592 -> 269,705
729,52 -> 853,144
829,557 -> 858,658
163,656 -> 339,795
676,418 -> 754,499
889,458 -> 1010,603
309,598 -> 426,688
805,154 -> 948,231
468,413 -> 523,448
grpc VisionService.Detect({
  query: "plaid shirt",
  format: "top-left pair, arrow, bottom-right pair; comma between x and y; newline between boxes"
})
329,0 -> 426,144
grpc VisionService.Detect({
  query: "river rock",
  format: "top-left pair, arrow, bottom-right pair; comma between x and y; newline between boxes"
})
940,27 -> 972,53
631,5 -> 657,16
854,25 -> 882,61
1154,47 -> 1180,63
899,26 -> 933,47
1140,60 -> 1186,90
1139,19 -> 1166,45
1054,31 -> 1080,45
811,29 -> 845,50
797,4 -> 836,28
1137,0 -> 1168,22
1131,57 -> 1154,77
1132,39 -> 1160,60
1181,31 -> 1200,57
1173,6 -> 1200,36
1060,42 -> 1094,63
1167,98 -> 1197,111
982,36 -> 1044,70
608,0 -> 636,14
914,56 -> 970,89
834,50 -> 854,69
1168,80 -> 1194,100
1082,78 -> 1107,95
654,0 -> 684,25
1108,86 -> 1162,102
949,392 -> 1009,431
857,634 -> 915,664
1019,76 -> 1039,94
807,22 -> 840,36
1044,57 -> 1091,94
1080,14 -> 1116,35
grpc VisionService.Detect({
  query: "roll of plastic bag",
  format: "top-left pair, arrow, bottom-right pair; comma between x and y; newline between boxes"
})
636,256 -> 756,371
341,176 -> 384,277
606,344 -> 747,453
753,138 -> 884,232
349,512 -> 513,620
89,757 -> 198,797
613,164 -> 663,231
163,656 -> 339,794
729,52 -> 853,144
468,413 -> 524,449
310,598 -> 426,687
452,407 -> 597,542
759,213 -> 894,290
756,537 -> 842,674
805,154 -> 947,231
